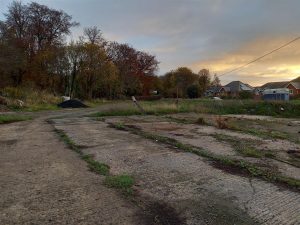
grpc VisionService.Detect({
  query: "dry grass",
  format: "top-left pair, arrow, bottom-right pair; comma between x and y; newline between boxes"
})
1,87 -> 61,111
215,116 -> 229,129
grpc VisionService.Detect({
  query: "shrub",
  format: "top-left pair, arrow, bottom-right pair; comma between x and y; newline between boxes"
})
239,91 -> 254,99
104,175 -> 135,195
1,86 -> 61,111
187,84 -> 201,99
196,117 -> 206,125
215,116 -> 229,129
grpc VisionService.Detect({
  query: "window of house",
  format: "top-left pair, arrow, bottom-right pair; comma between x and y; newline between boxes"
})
289,89 -> 293,94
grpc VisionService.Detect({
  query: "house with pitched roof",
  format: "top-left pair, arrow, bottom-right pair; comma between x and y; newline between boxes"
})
260,77 -> 300,96
224,81 -> 253,97
205,81 -> 253,97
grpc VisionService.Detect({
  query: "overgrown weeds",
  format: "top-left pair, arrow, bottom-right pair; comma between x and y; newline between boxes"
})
215,116 -> 229,129
109,122 -> 299,191
105,175 -> 135,196
0,114 -> 32,124
90,99 -> 300,118
53,126 -> 135,195
82,154 -> 110,176
213,133 -> 274,158
54,128 -> 82,154
1,87 -> 60,111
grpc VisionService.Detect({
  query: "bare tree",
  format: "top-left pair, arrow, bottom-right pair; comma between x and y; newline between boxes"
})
27,2 -> 78,51
5,1 -> 29,39
83,26 -> 106,46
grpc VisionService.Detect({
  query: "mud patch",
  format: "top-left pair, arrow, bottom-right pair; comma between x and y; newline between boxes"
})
210,160 -> 250,178
142,201 -> 186,225
287,150 -> 300,158
0,139 -> 17,146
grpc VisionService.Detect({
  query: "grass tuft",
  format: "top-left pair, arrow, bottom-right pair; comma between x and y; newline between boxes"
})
213,133 -> 273,158
105,174 -> 135,195
53,126 -> 136,195
54,128 -> 82,154
82,154 -> 110,175
0,114 -> 32,124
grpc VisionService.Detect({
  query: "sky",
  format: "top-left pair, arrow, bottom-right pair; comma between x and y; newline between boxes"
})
1,0 -> 300,86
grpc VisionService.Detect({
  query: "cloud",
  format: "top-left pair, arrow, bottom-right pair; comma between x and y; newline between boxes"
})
192,36 -> 300,86
1,0 -> 300,84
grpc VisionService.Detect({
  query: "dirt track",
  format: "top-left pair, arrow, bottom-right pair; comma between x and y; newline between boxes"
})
1,108 -> 300,225
0,115 -> 149,225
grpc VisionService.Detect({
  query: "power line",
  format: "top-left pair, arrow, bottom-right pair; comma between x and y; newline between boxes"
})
219,36 -> 300,77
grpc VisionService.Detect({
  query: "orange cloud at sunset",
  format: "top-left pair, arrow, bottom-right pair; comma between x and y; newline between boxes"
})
191,36 -> 300,86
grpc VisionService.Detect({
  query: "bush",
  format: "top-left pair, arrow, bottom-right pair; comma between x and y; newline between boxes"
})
215,116 -> 229,129
196,117 -> 206,125
187,84 -> 201,98
239,91 -> 254,99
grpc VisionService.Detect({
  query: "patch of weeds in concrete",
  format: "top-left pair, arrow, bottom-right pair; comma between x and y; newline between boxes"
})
228,122 -> 295,143
90,109 -> 142,117
54,128 -> 110,175
54,128 -> 82,155
213,133 -> 273,159
52,126 -> 136,197
93,117 -> 106,122
245,128 -> 289,141
0,114 -> 32,124
164,116 -> 190,124
114,122 -> 126,130
165,115 -> 209,126
82,154 -> 110,176
105,174 -> 135,196
278,175 -> 300,188
269,130 -> 289,139
109,122 -> 300,191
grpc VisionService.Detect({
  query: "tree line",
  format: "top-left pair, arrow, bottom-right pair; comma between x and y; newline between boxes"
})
0,1 -> 220,100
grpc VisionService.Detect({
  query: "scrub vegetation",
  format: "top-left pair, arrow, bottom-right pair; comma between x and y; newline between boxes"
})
0,114 -> 32,124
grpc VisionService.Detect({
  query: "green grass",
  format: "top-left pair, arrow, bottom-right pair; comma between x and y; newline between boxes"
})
54,128 -> 82,154
226,120 -> 299,145
8,102 -> 59,112
0,114 -> 32,124
90,99 -> 300,118
54,129 -> 111,176
53,126 -> 135,195
109,122 -> 299,190
22,104 -> 59,112
82,154 -> 110,175
213,133 -> 274,158
84,99 -> 112,107
2,87 -> 61,112
105,175 -> 135,195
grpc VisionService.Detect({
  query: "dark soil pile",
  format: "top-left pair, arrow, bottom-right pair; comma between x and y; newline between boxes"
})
57,99 -> 88,108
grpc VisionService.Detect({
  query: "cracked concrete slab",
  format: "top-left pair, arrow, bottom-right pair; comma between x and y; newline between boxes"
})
53,117 -> 300,225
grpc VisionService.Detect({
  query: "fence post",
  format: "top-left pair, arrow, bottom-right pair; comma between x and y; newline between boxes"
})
132,96 -> 146,115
